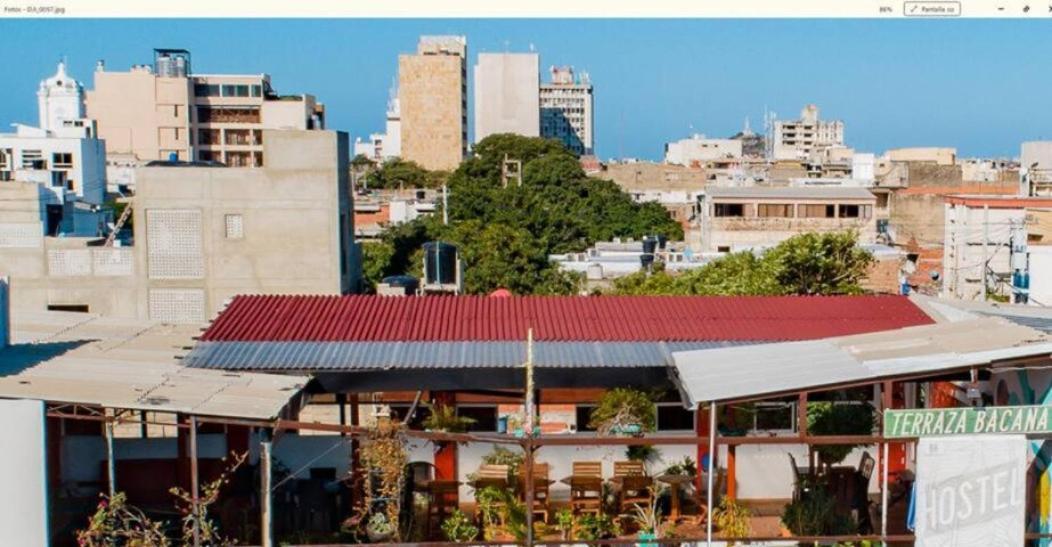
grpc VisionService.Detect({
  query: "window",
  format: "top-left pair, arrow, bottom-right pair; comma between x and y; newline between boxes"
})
656,404 -> 694,431
838,204 -> 861,218
801,204 -> 836,218
251,84 -> 262,97
0,149 -> 10,169
575,405 -> 597,432
717,246 -> 731,253
51,171 -> 68,188
51,152 -> 73,168
757,203 -> 793,218
22,150 -> 44,169
221,84 -> 237,97
48,304 -> 89,313
389,404 -> 427,429
194,84 -> 221,97
714,203 -> 745,217
458,406 -> 498,432
224,214 -> 244,239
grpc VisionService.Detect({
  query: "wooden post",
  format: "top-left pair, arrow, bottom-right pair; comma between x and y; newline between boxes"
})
337,393 -> 347,435
798,392 -> 811,475
190,416 -> 201,547
880,380 -> 893,542
260,432 -> 274,547
694,407 -> 709,497
105,419 -> 116,497
524,440 -> 535,545
726,444 -> 736,501
705,401 -> 717,547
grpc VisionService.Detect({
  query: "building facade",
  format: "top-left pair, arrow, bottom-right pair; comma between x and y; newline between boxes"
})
0,130 -> 358,321
699,186 -> 877,252
772,104 -> 844,161
540,66 -> 594,155
664,134 -> 743,166
473,53 -> 540,142
86,49 -> 324,168
398,36 -> 467,171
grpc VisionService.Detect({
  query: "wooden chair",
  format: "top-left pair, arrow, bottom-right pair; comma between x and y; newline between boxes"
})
573,461 -> 603,478
855,452 -> 876,534
518,462 -> 551,523
613,460 -> 645,478
618,474 -> 655,512
473,464 -> 510,489
569,461 -> 604,516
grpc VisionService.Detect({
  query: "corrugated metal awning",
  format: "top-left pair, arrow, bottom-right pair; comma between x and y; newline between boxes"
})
671,318 -> 1052,407
184,340 -> 756,371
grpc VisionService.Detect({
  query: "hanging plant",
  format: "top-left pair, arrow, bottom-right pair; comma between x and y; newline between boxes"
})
589,388 -> 656,436
356,418 -> 409,541
422,403 -> 476,433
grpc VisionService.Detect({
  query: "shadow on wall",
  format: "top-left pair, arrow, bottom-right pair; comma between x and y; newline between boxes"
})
0,340 -> 92,376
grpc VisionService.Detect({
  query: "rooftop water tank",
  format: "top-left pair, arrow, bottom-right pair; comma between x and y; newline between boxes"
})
423,241 -> 458,286
381,275 -> 419,294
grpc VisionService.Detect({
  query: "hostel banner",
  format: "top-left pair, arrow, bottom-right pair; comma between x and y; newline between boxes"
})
915,435 -> 1026,547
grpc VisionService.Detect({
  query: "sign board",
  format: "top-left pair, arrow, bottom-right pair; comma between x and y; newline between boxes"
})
0,399 -> 49,546
884,405 -> 1052,439
915,435 -> 1026,546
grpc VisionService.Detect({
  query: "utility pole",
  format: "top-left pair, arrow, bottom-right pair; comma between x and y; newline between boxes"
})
442,184 -> 449,225
981,204 -> 989,301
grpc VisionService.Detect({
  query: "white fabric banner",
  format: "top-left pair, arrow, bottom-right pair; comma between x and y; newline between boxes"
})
915,434 -> 1027,547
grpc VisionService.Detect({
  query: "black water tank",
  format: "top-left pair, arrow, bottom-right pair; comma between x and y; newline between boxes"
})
423,241 -> 457,285
382,275 -> 420,294
641,238 -> 658,255
656,234 -> 668,250
640,253 -> 655,269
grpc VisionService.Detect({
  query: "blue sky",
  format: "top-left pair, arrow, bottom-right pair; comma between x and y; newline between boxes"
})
1,19 -> 1051,160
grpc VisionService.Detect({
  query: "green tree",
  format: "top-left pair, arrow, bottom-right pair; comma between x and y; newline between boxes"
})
364,158 -> 448,189
611,231 -> 873,296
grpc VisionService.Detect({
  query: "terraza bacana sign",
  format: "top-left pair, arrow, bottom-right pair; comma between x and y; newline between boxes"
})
884,405 -> 1052,438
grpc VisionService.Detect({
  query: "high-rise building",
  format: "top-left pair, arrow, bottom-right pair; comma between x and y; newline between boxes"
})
474,53 -> 539,142
540,66 -> 594,156
771,104 -> 844,161
86,49 -> 325,168
398,36 -> 467,171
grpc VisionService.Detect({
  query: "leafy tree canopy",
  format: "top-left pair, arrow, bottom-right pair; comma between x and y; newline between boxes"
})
360,135 -> 684,294
611,231 -> 873,296
362,158 -> 449,190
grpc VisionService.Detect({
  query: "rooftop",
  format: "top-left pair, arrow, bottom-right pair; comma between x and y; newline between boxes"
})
0,311 -> 306,420
704,186 -> 876,201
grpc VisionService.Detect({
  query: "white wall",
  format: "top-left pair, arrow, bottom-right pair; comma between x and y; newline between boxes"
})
1030,246 -> 1052,306
0,399 -> 48,546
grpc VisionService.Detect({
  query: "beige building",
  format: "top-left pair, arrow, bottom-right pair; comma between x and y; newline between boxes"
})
398,36 -> 467,171
886,147 -> 957,166
772,104 -> 844,161
0,130 -> 357,321
86,49 -> 324,167
474,53 -> 540,142
699,186 -> 877,252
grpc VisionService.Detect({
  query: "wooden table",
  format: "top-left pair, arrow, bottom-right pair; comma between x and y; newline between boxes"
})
655,474 -> 692,522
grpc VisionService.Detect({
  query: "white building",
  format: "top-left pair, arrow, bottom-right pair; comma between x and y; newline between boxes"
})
354,93 -> 402,163
474,53 -> 540,142
0,62 -> 108,238
664,134 -> 742,166
1021,142 -> 1052,196
540,66 -> 594,155
771,104 -> 844,161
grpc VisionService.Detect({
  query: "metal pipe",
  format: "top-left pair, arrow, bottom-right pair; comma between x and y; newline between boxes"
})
190,415 -> 201,547
706,401 -> 716,546
261,436 -> 274,547
105,419 -> 116,497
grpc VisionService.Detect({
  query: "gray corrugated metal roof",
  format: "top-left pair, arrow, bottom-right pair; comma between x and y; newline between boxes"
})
704,186 -> 875,200
183,341 -> 758,371
672,317 -> 1052,407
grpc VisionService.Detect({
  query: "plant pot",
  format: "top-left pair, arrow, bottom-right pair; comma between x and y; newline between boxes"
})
367,529 -> 393,543
611,423 -> 643,436
636,531 -> 658,547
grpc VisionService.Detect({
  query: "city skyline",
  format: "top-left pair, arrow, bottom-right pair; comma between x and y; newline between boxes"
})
2,18 -> 1052,160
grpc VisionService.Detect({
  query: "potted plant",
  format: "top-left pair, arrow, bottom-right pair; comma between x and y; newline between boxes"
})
422,403 -> 476,433
357,418 -> 408,541
713,498 -> 752,545
366,512 -> 396,542
589,388 -> 656,436
441,509 -> 479,542
576,513 -> 621,541
626,500 -> 662,546
554,508 -> 575,540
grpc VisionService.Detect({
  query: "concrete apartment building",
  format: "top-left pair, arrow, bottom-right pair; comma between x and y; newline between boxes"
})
941,195 -> 1052,302
0,130 -> 358,322
772,104 -> 844,161
354,94 -> 402,163
473,53 -> 540,142
664,134 -> 743,166
398,36 -> 467,171
540,66 -> 594,155
86,49 -> 325,168
1022,141 -> 1052,196
699,186 -> 877,252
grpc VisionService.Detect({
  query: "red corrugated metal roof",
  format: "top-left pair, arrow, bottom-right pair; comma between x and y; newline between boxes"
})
201,295 -> 933,343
